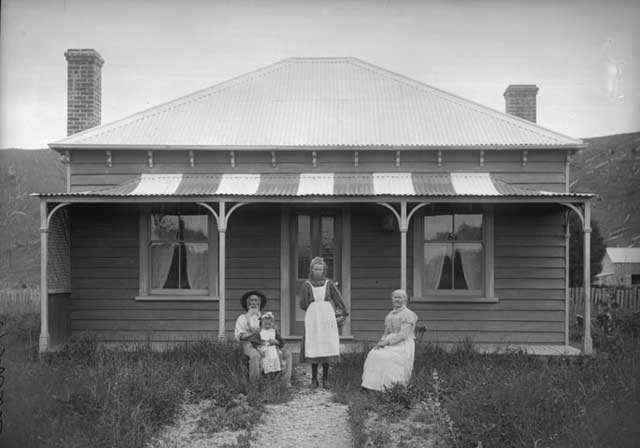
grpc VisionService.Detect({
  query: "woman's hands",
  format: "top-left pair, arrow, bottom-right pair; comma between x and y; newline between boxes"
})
374,339 -> 388,349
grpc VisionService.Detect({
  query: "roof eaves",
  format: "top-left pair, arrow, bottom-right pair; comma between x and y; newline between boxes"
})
48,143 -> 588,152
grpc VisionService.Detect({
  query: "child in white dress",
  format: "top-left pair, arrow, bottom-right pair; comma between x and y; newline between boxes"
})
256,312 -> 286,374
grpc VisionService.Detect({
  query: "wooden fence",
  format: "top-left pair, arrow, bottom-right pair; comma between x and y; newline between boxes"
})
0,288 -> 40,315
570,286 -> 640,316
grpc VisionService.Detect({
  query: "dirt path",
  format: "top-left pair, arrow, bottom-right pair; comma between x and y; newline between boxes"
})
249,386 -> 352,447
148,364 -> 353,447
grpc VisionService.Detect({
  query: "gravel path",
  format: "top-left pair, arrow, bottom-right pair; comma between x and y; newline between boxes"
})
146,397 -> 244,448
249,385 -> 352,448
148,364 -> 353,448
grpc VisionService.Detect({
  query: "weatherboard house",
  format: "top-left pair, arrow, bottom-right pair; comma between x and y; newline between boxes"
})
36,49 -> 595,354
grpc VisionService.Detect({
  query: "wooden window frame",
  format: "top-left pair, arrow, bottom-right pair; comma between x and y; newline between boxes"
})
412,206 -> 496,303
136,205 -> 219,301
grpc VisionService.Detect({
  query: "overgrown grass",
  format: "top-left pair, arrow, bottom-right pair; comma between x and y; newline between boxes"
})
334,313 -> 640,448
0,312 -> 280,448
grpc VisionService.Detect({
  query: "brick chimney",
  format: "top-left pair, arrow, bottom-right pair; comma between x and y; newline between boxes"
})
65,49 -> 104,136
503,84 -> 538,123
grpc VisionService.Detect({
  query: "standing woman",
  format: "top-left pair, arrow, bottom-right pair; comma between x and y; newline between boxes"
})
300,256 -> 348,388
361,289 -> 418,391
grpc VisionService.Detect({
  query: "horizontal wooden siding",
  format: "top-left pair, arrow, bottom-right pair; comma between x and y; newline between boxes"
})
70,203 -> 281,342
350,204 -> 566,345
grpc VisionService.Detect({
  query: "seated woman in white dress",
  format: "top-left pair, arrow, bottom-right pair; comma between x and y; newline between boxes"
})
361,289 -> 418,391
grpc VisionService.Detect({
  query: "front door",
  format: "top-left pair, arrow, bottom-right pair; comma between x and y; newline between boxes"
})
290,209 -> 342,336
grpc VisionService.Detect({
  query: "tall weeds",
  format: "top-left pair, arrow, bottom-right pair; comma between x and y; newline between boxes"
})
0,313 -> 253,448
334,319 -> 640,448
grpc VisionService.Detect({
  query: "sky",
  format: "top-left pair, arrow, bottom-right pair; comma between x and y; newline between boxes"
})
1,0 -> 639,149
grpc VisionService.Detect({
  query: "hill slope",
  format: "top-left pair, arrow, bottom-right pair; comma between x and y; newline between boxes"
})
570,132 -> 640,248
0,149 -> 64,287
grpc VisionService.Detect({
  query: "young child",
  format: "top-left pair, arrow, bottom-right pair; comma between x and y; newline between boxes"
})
255,312 -> 286,374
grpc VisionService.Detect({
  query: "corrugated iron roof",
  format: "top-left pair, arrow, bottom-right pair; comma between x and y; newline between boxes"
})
606,247 -> 640,264
36,172 -> 592,198
51,58 -> 583,149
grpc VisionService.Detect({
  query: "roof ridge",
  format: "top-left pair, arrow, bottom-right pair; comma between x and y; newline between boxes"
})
344,58 -> 583,146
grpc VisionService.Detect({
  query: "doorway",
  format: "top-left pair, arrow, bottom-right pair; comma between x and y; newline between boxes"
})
289,209 -> 342,335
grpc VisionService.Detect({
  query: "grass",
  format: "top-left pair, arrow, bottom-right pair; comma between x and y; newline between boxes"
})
333,311 -> 640,448
0,312 -> 284,448
2,304 -> 638,447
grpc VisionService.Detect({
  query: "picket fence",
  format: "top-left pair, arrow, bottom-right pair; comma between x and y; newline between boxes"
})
0,287 -> 40,314
569,286 -> 640,314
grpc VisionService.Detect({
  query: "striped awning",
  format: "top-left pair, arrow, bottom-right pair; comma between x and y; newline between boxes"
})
37,173 -> 592,198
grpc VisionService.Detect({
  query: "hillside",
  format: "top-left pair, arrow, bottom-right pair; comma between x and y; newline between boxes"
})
571,132 -> 640,248
0,149 -> 65,288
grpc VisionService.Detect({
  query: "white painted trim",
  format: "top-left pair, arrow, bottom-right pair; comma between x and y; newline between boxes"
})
65,151 -> 71,193
131,174 -> 182,195
565,151 -> 570,193
341,205 -> 352,337
583,201 -> 592,354
564,212 -> 570,346
138,204 -> 217,299
135,295 -> 219,301
485,206 -> 495,299
39,200 -> 50,353
47,288 -> 71,295
451,173 -> 500,196
138,206 -> 150,296
208,208 -> 219,300
412,205 -> 496,302
218,201 -> 226,340
297,173 -> 334,196
46,203 -> 71,228
400,201 -> 408,291
40,196 -> 593,205
412,216 -> 423,298
280,205 -> 291,338
413,296 -> 499,303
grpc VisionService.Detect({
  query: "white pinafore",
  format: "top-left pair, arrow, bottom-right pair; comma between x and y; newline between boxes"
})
304,280 -> 340,358
259,328 -> 282,373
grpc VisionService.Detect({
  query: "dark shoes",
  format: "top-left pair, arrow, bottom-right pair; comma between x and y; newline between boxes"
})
311,378 -> 330,389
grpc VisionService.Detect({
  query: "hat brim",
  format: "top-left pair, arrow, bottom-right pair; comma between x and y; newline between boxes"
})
240,290 -> 268,311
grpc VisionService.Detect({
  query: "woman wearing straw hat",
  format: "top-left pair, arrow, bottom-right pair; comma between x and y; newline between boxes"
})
299,257 -> 348,388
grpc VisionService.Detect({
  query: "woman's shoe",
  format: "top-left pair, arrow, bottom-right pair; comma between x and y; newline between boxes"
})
311,378 -> 319,388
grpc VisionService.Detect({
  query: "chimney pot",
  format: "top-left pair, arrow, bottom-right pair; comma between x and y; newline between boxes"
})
503,84 -> 538,123
65,49 -> 104,135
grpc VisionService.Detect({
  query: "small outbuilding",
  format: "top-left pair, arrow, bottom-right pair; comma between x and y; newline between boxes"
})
596,247 -> 640,286
35,50 -> 596,355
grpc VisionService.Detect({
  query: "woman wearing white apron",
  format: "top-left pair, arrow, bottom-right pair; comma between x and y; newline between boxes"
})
362,289 -> 418,391
300,257 -> 348,389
